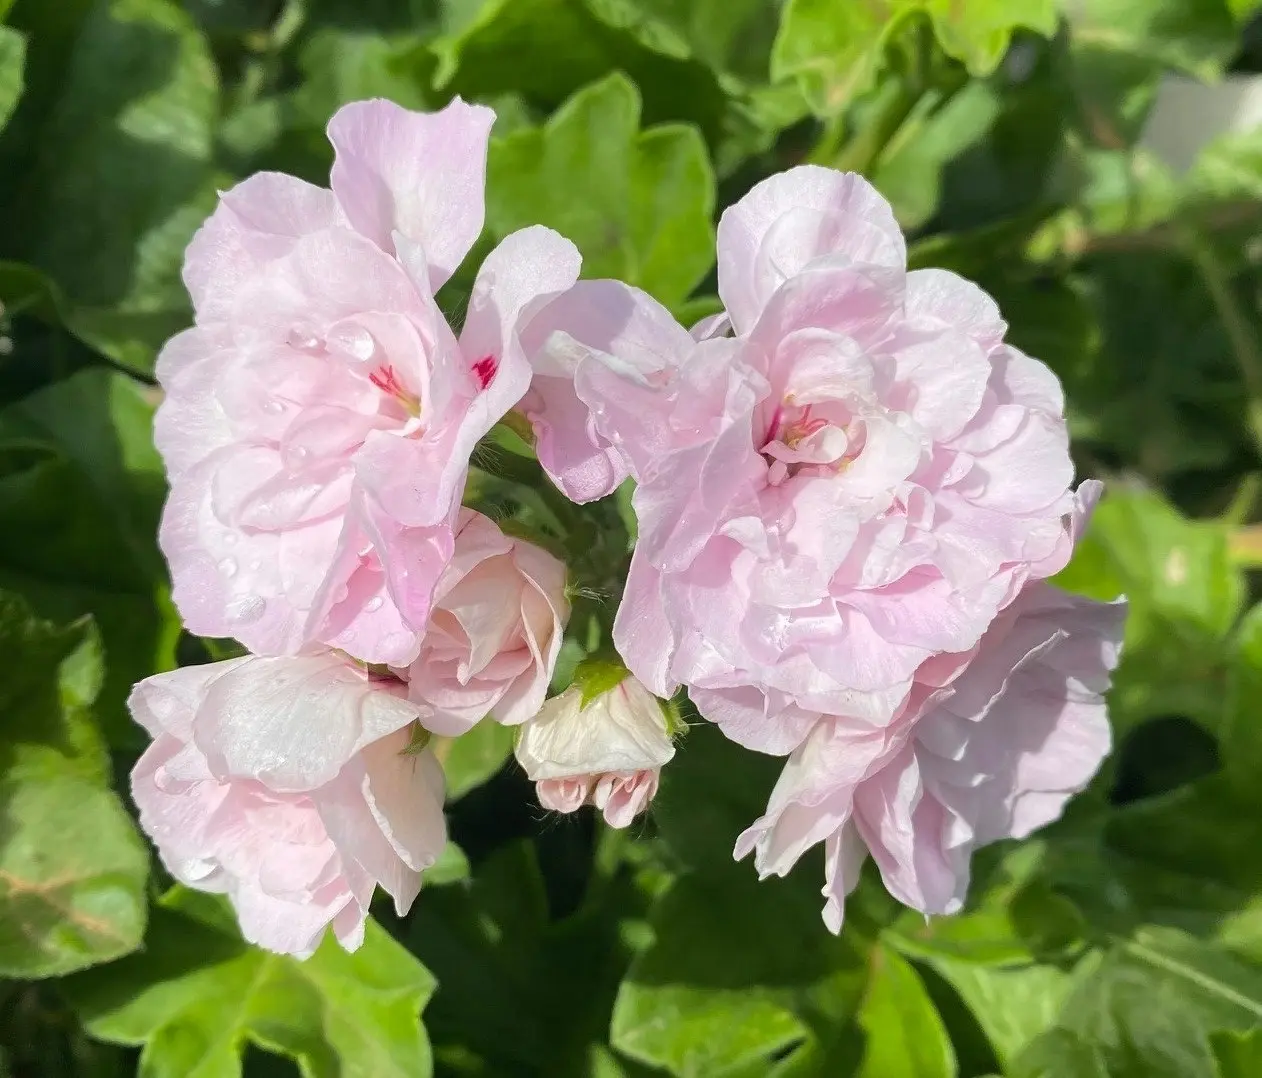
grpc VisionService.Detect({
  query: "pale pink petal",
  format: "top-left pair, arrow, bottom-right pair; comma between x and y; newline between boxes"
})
193,655 -> 422,790
903,268 -> 1006,349
183,172 -> 341,321
717,166 -> 904,333
327,97 -> 495,288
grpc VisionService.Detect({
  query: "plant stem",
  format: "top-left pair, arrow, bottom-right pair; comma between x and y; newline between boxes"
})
1182,226 -> 1262,459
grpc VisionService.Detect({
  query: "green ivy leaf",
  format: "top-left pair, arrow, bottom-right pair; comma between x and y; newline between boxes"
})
1066,0 -> 1244,82
1058,928 -> 1262,1078
854,946 -> 956,1077
431,0 -> 734,150
0,26 -> 24,133
1056,490 -> 1243,736
1213,1027 -> 1262,1077
0,592 -> 148,978
7,0 -> 219,374
1011,1029 -> 1108,1078
407,841 -> 648,1074
772,0 -> 1056,117
437,717 -> 516,801
65,888 -> 436,1077
921,960 -> 1072,1068
872,79 -> 1002,229
0,368 -> 179,745
611,864 -> 870,1076
487,72 -> 715,309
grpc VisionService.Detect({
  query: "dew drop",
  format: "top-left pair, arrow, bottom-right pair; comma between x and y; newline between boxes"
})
222,532 -> 238,547
228,595 -> 267,625
218,557 -> 238,579
262,400 -> 285,415
287,328 -> 323,352
365,596 -> 384,613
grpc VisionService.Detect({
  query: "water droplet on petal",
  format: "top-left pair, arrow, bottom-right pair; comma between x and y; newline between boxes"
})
262,400 -> 284,415
365,596 -> 384,613
218,557 -> 238,578
222,532 -> 238,547
329,324 -> 377,364
287,328 -> 324,353
228,595 -> 267,625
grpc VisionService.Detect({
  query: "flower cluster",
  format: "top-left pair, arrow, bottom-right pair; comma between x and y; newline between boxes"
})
131,99 -> 1124,956
528,165 -> 1125,927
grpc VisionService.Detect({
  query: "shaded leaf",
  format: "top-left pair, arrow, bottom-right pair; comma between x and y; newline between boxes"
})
66,889 -> 435,1078
487,73 -> 715,308
9,0 -> 218,374
0,593 -> 148,978
0,368 -> 178,745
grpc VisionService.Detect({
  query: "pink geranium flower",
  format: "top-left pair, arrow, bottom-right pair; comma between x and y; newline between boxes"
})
736,584 -> 1125,929
405,509 -> 569,735
533,165 -> 1102,753
128,652 -> 446,957
155,98 -> 581,665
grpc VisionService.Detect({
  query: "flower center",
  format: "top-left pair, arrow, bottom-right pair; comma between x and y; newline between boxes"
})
368,364 -> 421,417
760,398 -> 852,484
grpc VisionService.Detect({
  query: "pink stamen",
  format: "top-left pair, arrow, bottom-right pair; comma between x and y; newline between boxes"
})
473,354 -> 498,390
369,364 -> 402,395
369,364 -> 421,416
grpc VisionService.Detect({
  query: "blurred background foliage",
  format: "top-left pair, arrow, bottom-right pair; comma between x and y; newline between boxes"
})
3,0 -> 1262,1075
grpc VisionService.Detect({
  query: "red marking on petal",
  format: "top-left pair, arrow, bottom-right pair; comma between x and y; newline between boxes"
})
473,354 -> 498,390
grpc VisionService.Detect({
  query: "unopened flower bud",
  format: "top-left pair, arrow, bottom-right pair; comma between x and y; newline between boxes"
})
515,666 -> 676,828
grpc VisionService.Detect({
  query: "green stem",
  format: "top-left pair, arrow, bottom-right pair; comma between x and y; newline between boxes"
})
1183,227 -> 1262,459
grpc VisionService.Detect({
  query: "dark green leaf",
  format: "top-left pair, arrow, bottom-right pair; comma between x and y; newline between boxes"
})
487,73 -> 715,309
9,0 -> 218,374
66,889 -> 436,1077
0,368 -> 178,745
0,593 -> 148,978
1059,928 -> 1262,1078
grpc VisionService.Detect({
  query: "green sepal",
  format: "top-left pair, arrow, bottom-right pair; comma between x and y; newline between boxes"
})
401,722 -> 432,757
572,656 -> 632,708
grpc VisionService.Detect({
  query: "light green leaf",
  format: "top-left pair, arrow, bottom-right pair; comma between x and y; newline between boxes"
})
0,27 -> 25,133
597,0 -> 781,83
773,0 -> 1056,116
873,80 -> 1002,228
1011,1029 -> 1108,1078
437,718 -> 515,801
12,0 -> 218,374
1213,1027 -> 1262,1077
1056,490 -> 1243,735
487,73 -> 715,308
1066,0 -> 1243,82
1058,928 -> 1262,1078
432,0 -> 732,147
66,889 -> 436,1077
0,368 -> 179,744
923,960 -> 1072,1067
854,946 -> 956,1078
0,593 -> 148,978
611,866 -> 869,1076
